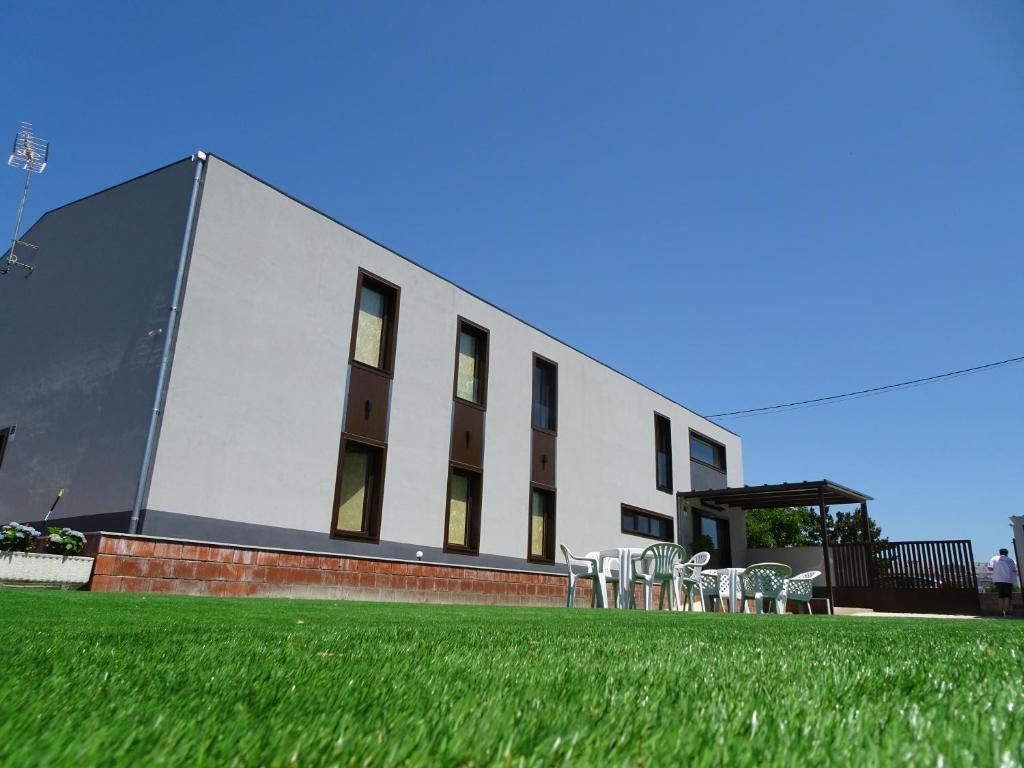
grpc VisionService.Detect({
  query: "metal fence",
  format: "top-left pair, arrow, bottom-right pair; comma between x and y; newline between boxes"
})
832,539 -> 980,614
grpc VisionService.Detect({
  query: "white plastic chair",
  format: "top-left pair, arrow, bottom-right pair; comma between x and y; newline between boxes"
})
559,545 -> 617,608
698,569 -> 720,612
675,552 -> 711,611
780,570 -> 821,614
630,543 -> 685,611
598,554 -> 621,608
739,563 -> 793,614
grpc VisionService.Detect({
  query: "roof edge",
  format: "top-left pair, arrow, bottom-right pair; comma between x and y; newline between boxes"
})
679,479 -> 873,504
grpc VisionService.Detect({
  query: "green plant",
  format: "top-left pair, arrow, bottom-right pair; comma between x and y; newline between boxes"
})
746,506 -> 886,547
746,507 -> 819,548
44,527 -> 86,556
0,522 -> 41,553
692,533 -> 715,553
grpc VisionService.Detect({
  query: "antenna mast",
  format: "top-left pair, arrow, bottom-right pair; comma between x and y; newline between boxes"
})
3,122 -> 49,276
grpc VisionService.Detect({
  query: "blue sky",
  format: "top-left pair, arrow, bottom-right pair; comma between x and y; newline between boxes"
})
3,2 -> 1021,559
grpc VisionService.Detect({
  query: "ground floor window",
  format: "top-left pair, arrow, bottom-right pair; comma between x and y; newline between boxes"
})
332,439 -> 384,540
528,487 -> 556,563
693,510 -> 732,568
445,467 -> 481,553
621,504 -> 674,542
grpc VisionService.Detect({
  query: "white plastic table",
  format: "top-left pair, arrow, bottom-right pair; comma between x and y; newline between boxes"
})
599,548 -> 647,609
718,567 -> 746,613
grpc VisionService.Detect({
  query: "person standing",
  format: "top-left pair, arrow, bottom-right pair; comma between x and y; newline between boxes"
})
987,548 -> 1018,617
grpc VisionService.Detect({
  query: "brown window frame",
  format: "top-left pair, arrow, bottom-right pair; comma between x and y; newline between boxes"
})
620,504 -> 674,542
654,412 -> 673,493
443,464 -> 482,555
689,430 -> 727,472
348,268 -> 401,377
531,354 -> 558,434
452,317 -> 489,409
330,436 -> 387,543
527,484 -> 556,564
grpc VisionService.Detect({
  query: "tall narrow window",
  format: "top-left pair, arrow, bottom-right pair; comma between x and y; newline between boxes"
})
453,319 -> 488,406
445,468 -> 481,553
334,268 -> 399,544
332,440 -> 384,540
446,319 -> 489,553
528,355 -> 557,560
0,427 -> 10,473
532,357 -> 557,431
350,271 -> 399,373
528,487 -> 556,563
654,413 -> 673,492
694,511 -> 732,568
690,432 -> 726,471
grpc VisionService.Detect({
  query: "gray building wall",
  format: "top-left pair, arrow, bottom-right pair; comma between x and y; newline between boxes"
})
145,156 -> 744,570
0,160 -> 198,526
689,460 -> 729,493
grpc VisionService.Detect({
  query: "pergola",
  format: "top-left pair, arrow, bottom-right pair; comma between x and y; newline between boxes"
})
679,480 -> 874,613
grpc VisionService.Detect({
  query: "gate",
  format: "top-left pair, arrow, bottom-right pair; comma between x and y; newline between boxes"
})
832,539 -> 980,615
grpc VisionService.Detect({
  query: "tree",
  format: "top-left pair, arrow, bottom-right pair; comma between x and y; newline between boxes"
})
831,508 -> 885,544
745,507 -> 818,548
745,506 -> 885,548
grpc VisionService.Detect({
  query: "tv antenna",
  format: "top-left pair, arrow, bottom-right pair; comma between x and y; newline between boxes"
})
2,122 -> 49,276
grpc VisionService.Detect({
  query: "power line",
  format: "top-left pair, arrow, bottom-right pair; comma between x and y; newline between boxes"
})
709,354 -> 1024,419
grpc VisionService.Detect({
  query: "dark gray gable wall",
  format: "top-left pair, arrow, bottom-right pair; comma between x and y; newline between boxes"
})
0,159 -> 198,526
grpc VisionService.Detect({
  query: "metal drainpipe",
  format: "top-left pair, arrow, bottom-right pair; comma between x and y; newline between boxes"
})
128,152 -> 206,535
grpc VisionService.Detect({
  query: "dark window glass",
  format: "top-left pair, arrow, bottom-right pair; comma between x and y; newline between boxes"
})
532,358 -> 557,431
333,441 -> 384,538
351,272 -> 399,373
620,504 -> 674,542
690,433 -> 726,471
699,515 -> 719,548
529,488 -> 556,562
694,511 -> 732,568
455,321 -> 488,406
0,427 -> 10,472
654,414 -> 673,492
446,467 -> 481,552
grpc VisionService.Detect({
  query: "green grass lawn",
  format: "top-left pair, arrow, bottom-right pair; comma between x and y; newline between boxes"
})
1,591 -> 1021,767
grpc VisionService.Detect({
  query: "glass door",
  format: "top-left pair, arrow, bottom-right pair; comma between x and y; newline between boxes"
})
694,511 -> 732,568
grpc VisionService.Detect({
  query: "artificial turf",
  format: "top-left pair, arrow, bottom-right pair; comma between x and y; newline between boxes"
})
0,590 -> 1020,767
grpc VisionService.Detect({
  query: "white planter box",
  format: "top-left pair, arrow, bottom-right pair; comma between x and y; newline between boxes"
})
0,551 -> 94,588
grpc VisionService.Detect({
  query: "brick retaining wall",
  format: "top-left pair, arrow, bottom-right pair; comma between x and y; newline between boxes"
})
85,534 -> 598,607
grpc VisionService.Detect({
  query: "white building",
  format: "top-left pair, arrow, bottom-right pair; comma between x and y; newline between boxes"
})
0,153 -> 745,575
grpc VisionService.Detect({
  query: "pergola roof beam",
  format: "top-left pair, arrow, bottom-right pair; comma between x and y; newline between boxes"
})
679,479 -> 872,509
